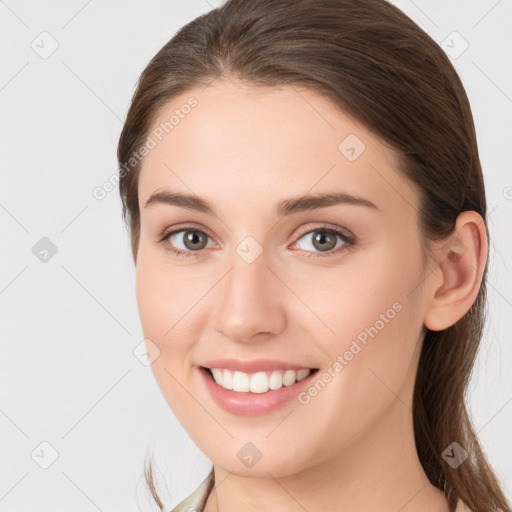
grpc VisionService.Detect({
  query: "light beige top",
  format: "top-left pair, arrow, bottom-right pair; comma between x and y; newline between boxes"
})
168,467 -> 472,512
169,467 -> 215,512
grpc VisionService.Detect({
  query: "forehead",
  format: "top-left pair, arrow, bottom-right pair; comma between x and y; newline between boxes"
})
137,80 -> 418,218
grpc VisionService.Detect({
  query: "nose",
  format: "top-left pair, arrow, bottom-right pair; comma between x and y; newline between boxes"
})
213,248 -> 287,344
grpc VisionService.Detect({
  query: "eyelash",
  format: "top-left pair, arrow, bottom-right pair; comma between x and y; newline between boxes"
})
157,225 -> 356,259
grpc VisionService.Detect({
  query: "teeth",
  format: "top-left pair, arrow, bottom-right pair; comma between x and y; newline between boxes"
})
208,367 -> 312,393
250,371 -> 269,393
233,371 -> 250,392
269,370 -> 282,390
211,368 -> 224,386
296,368 -> 310,381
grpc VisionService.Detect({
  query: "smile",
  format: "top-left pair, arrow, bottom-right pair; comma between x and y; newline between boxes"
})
199,365 -> 320,416
207,367 -> 313,393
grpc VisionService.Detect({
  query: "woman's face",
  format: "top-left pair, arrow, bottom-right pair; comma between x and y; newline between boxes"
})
135,80 -> 431,477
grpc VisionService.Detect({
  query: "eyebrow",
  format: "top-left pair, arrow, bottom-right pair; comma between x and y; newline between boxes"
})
143,189 -> 379,216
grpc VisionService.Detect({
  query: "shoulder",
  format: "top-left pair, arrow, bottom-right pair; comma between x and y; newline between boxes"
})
166,473 -> 472,512
168,466 -> 215,512
455,499 -> 473,512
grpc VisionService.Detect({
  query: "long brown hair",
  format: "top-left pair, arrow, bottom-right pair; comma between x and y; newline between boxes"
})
117,1 -> 510,510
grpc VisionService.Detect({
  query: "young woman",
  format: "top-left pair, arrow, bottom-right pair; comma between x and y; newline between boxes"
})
117,0 -> 511,510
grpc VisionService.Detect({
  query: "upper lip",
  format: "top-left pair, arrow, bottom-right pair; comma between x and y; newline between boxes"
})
200,358 -> 317,373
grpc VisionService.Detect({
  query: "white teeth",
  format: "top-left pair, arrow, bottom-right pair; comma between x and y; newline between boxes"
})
211,368 -> 223,386
232,371 -> 250,392
208,367 -> 312,393
283,369 -> 296,386
269,370 -> 283,390
296,368 -> 310,381
250,371 -> 269,393
222,369 -> 233,390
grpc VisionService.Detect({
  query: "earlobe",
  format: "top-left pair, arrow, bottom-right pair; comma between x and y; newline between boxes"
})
423,211 -> 487,332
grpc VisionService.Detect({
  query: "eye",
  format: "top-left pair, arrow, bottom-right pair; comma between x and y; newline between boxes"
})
290,227 -> 355,258
158,225 -> 355,259
159,227 -> 215,258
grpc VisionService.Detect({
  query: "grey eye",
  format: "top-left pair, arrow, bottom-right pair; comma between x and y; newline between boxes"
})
295,230 -> 345,252
168,230 -> 211,251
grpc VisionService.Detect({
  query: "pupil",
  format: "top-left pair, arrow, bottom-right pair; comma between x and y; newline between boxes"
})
314,231 -> 335,251
185,230 -> 206,250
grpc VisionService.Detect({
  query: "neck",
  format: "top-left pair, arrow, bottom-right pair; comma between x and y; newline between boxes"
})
204,391 -> 449,512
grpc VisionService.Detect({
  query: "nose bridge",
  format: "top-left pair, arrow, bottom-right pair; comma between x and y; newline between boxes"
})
213,242 -> 286,342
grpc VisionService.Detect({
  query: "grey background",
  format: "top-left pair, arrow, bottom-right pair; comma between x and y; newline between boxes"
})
0,0 -> 511,510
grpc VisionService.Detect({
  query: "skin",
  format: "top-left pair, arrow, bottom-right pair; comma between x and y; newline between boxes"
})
135,78 -> 487,512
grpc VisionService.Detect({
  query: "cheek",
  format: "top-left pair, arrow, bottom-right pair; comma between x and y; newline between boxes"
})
297,300 -> 420,457
135,259 -> 168,340
306,243 -> 422,374
290,254 -> 412,348
135,255 -> 203,421
316,255 -> 423,420
135,252 -> 197,360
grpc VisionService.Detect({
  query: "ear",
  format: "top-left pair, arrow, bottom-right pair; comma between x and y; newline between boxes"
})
423,211 -> 488,332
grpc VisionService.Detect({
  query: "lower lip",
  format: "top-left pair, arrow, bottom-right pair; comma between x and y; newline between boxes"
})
198,366 -> 318,416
